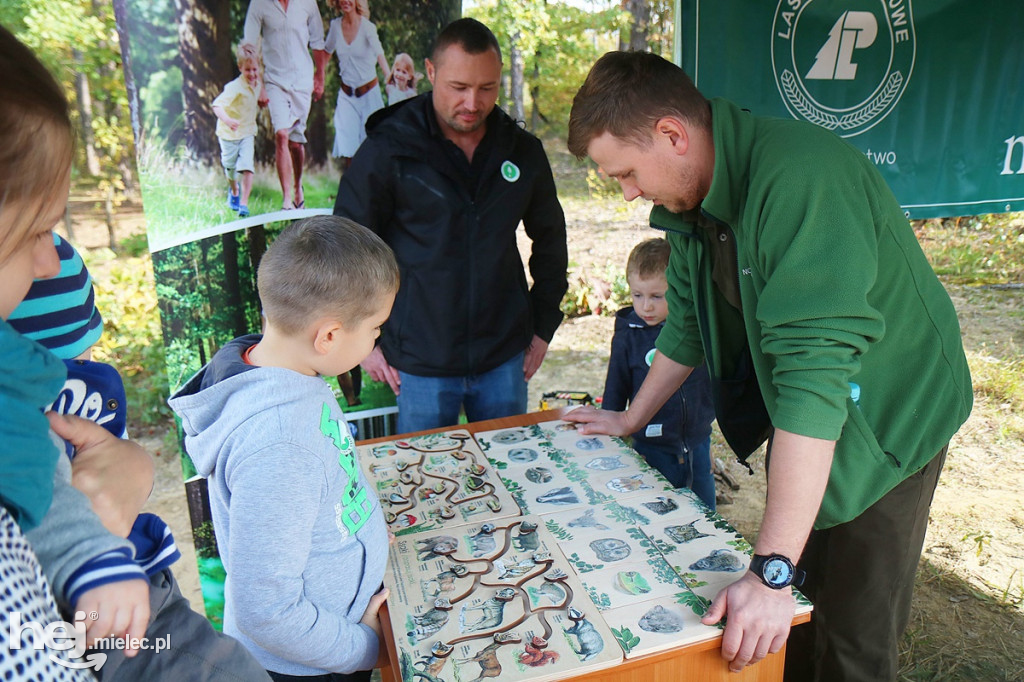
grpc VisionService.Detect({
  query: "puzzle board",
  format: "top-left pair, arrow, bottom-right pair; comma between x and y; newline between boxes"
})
473,420 -> 676,515
542,488 -> 812,658
386,515 -> 623,682
358,430 -> 520,536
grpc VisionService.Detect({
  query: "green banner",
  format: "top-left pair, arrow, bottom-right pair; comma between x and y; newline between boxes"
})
679,0 -> 1024,218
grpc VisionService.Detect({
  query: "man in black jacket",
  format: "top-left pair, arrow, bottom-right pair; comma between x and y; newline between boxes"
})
333,18 -> 568,433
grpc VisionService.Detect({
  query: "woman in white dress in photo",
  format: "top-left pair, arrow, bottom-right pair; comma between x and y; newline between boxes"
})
324,0 -> 390,168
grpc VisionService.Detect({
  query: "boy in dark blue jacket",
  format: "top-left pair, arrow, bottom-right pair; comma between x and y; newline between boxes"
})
602,238 -> 717,508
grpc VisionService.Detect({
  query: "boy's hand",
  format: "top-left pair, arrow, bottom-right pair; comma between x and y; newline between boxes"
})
75,579 -> 150,656
361,587 -> 390,668
49,412 -> 154,537
258,85 -> 269,108
359,587 -> 389,638
228,118 -> 240,132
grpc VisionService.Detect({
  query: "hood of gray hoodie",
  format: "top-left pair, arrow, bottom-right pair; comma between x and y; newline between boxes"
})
167,334 -> 332,477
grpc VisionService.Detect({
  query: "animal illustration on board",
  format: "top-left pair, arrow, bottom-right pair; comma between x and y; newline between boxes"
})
386,516 -> 623,681
357,430 -> 520,536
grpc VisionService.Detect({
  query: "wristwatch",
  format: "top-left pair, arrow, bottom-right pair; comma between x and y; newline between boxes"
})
749,553 -> 806,589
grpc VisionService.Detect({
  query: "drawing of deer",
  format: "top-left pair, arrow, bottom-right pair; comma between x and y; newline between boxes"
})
456,641 -> 503,682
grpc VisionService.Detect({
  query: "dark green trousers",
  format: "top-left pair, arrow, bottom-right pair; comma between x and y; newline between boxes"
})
784,446 -> 947,682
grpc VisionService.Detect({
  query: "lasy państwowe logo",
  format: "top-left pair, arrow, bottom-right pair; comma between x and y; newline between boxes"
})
771,0 -> 916,137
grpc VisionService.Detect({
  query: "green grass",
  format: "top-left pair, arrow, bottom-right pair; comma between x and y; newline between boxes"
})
917,213 -> 1024,285
137,146 -> 341,250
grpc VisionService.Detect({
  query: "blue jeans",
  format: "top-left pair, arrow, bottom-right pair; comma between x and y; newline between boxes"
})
688,436 -> 716,511
636,435 -> 716,510
396,353 -> 528,433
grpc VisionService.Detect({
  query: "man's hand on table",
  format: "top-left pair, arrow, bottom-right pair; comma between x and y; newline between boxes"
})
702,571 -> 795,672
561,405 -> 634,437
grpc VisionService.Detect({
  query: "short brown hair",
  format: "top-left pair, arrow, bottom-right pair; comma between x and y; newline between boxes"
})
626,238 -> 670,280
0,25 -> 73,262
257,216 -> 399,334
432,18 -> 501,64
568,51 -> 710,159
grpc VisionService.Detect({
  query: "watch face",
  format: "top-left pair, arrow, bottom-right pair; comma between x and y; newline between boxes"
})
763,558 -> 794,586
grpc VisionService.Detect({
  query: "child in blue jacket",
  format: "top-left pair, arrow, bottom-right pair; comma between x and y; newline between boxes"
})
602,238 -> 717,508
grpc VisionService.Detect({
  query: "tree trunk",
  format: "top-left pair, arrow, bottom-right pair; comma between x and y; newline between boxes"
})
530,56 -> 543,132
104,186 -> 117,251
174,0 -> 233,165
620,0 -> 652,52
72,49 -> 101,177
509,31 -> 525,123
221,234 -> 248,338
111,0 -> 144,151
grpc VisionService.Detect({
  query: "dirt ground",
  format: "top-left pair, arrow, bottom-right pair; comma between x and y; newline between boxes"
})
68,185 -> 1024,681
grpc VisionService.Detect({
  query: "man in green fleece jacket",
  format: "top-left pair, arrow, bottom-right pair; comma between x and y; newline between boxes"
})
565,52 -> 972,682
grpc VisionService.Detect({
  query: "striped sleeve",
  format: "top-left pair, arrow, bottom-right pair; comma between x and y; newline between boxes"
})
128,513 -> 182,576
65,548 -> 147,606
7,234 -> 102,360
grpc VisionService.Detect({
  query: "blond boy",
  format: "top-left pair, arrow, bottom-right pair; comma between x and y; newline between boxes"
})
213,43 -> 261,218
170,216 -> 397,680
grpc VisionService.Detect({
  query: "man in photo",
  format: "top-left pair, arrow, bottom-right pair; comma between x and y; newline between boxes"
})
244,0 -> 327,210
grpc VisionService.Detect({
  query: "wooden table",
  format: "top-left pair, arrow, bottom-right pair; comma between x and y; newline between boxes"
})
360,409 -> 810,682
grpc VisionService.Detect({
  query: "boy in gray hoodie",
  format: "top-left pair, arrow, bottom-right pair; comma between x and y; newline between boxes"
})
169,216 -> 399,681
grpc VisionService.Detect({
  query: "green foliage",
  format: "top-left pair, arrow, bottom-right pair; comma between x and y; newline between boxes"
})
196,555 -> 226,628
962,531 -> 993,558
793,588 -> 813,607
651,557 -> 685,586
586,585 -> 612,610
561,262 -> 631,318
608,502 -> 650,527
586,168 -> 623,200
727,536 -> 753,554
706,510 -> 739,533
677,571 -> 708,590
545,518 -> 574,541
918,214 -> 1024,285
5,1 -> 136,196
86,251 -> 171,427
968,353 -> 1024,420
567,551 -> 603,573
612,625 -> 641,653
502,477 -> 526,511
675,590 -> 714,620
192,520 -> 220,559
468,1 -> 626,131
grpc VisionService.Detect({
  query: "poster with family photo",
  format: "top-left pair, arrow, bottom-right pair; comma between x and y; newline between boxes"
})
119,0 -> 458,251
114,0 -> 460,626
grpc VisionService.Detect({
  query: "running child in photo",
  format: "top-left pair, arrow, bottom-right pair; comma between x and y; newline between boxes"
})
213,42 -> 262,219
